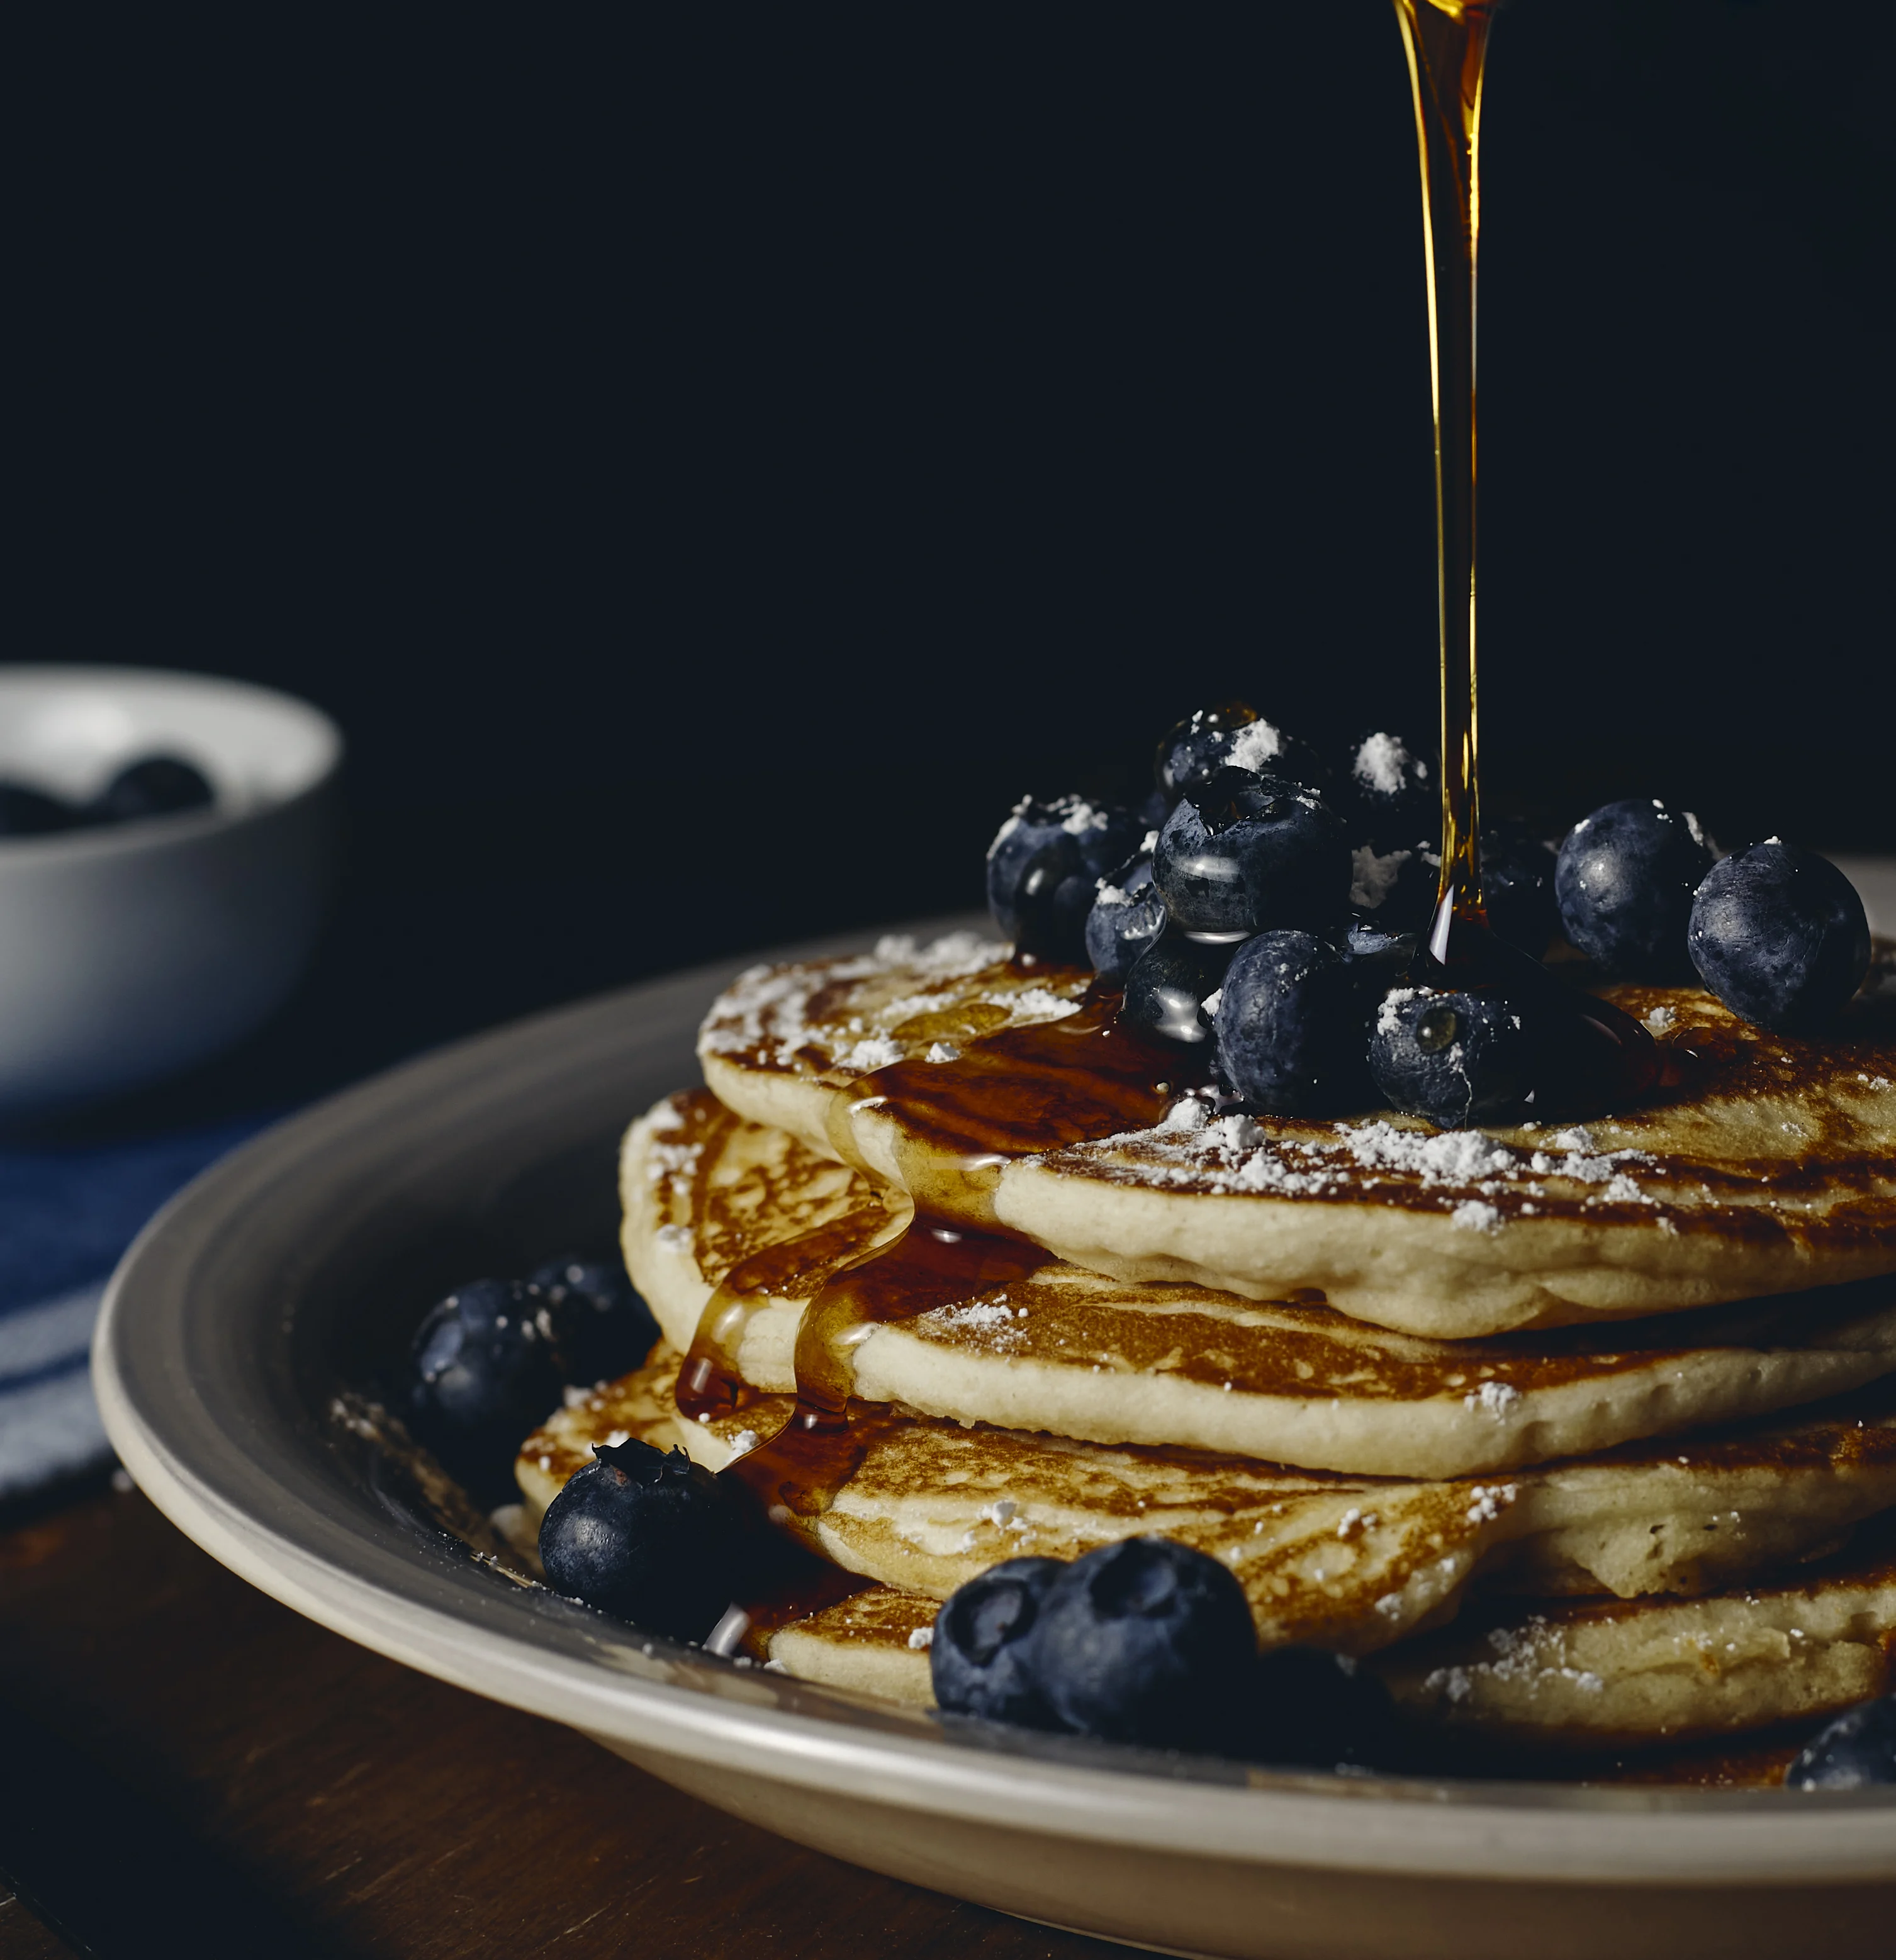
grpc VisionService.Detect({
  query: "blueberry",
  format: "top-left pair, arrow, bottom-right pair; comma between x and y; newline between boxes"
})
1239,1648 -> 1398,1770
1688,841 -> 1871,1033
1214,930 -> 1382,1116
92,754 -> 215,824
538,1437 -> 743,1642
1031,1537 -> 1257,1750
987,794 -> 1143,963
0,782 -> 81,836
1554,798 -> 1712,978
1785,1695 -> 1896,1790
1152,768 -> 1351,938
1120,927 -> 1236,1045
1154,703 -> 1327,800
408,1277 -> 566,1503
529,1253 -> 661,1386
1334,729 -> 1435,853
1347,836 -> 1439,935
1481,820 -> 1559,958
1085,850 -> 1167,984
1367,985 -> 1542,1126
930,1557 -> 1063,1726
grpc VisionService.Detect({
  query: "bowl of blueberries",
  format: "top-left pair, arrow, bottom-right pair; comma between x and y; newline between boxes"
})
0,664 -> 341,1113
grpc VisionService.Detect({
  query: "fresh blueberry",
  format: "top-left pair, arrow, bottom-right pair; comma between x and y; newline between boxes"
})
1481,820 -> 1559,958
1688,841 -> 1871,1033
408,1277 -> 566,1503
537,1436 -> 743,1642
1214,930 -> 1382,1116
1154,703 -> 1328,800
0,782 -> 81,836
987,794 -> 1143,964
1554,798 -> 1713,978
1334,729 -> 1435,853
1367,985 -> 1542,1126
930,1557 -> 1063,1726
1152,769 -> 1351,938
91,754 -> 215,824
1239,1648 -> 1399,1770
1031,1537 -> 1257,1750
1347,836 -> 1439,936
1120,927 -> 1236,1045
1085,850 -> 1167,984
530,1253 -> 661,1386
1785,1695 -> 1896,1789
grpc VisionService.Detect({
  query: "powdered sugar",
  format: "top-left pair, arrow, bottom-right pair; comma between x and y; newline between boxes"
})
1226,720 -> 1286,771
1350,844 -> 1413,910
1352,731 -> 1425,797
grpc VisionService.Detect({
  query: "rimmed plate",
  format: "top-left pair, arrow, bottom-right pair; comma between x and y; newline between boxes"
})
94,914 -> 1896,1960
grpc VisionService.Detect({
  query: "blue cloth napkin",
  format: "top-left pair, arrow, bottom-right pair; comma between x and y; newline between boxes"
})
0,1114 -> 271,1499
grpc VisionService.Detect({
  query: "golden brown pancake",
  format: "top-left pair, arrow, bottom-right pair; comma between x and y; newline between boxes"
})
517,1353 -> 1896,1668
1374,1521 -> 1896,1749
622,1089 -> 1896,1479
697,938 -> 1896,1337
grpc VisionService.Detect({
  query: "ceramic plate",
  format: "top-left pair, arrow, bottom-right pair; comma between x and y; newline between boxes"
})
95,906 -> 1896,1960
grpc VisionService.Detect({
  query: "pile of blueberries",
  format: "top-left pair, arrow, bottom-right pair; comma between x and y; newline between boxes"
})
0,754 -> 217,835
989,702 -> 1874,1127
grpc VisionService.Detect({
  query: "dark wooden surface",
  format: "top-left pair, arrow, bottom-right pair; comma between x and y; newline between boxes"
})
0,1481 -> 1124,1959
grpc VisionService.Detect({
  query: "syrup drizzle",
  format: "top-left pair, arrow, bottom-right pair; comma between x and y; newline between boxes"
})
1394,0 -> 1666,1102
1393,0 -> 1493,964
712,1 -> 1664,1532
718,988 -> 1203,1518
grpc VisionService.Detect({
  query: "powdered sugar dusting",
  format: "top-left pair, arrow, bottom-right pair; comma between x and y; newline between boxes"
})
1049,1106 -> 1666,1224
1226,720 -> 1286,771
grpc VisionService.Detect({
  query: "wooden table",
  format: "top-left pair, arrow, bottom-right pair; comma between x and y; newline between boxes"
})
0,1480 -> 1123,1959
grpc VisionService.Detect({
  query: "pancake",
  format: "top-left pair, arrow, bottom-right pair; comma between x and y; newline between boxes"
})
517,1353 -> 1896,1661
765,1586 -> 939,1706
698,937 -> 1896,1338
622,1089 -> 1896,1479
1374,1523 -> 1896,1749
758,1529 -> 1896,1747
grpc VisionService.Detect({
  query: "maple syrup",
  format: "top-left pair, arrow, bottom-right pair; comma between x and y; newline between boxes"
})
1393,0 -> 1665,1106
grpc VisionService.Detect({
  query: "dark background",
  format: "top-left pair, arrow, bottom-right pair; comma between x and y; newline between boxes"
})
15,0 -> 1893,1109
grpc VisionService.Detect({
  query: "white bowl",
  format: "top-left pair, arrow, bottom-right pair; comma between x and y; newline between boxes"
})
93,910 -> 1896,1960
0,665 -> 341,1112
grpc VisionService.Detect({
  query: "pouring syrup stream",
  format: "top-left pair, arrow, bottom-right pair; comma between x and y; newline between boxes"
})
1394,0 -> 1495,973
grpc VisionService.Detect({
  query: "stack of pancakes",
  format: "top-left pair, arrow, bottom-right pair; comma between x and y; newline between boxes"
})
516,930 -> 1896,1762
